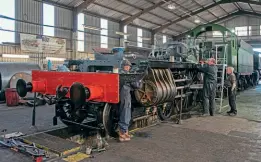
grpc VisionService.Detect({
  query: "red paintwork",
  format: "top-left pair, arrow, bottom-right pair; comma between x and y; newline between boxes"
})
31,70 -> 119,103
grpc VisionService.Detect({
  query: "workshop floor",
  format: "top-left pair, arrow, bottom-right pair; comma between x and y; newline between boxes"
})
1,86 -> 261,162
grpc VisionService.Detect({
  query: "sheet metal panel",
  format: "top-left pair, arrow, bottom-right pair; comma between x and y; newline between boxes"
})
108,20 -> 120,48
55,7 -> 73,49
127,26 -> 137,46
84,15 -> 101,52
15,0 -> 42,42
142,29 -> 152,48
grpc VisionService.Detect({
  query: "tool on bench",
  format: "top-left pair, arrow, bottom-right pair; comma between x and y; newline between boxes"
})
0,137 -> 45,162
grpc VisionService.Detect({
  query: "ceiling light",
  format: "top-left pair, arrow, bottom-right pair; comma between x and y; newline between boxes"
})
46,57 -> 66,61
194,19 -> 200,23
2,54 -> 29,58
139,37 -> 151,40
115,31 -> 130,36
82,24 -> 102,31
168,4 -> 175,10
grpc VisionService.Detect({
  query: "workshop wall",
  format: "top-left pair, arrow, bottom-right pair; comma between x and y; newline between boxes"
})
0,0 -> 172,64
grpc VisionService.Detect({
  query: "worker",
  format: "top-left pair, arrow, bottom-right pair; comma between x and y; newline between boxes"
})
225,66 -> 237,115
198,58 -> 218,116
118,59 -> 142,142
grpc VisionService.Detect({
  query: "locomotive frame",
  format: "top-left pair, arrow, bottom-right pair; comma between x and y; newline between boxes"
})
16,45 -> 204,138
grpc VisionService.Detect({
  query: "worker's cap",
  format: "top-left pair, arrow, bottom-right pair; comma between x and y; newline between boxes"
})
121,59 -> 132,66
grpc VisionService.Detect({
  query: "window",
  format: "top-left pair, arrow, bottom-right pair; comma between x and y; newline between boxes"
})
124,25 -> 127,40
100,19 -> 108,48
43,4 -> 54,36
212,31 -> 223,37
163,35 -> 167,43
235,26 -> 248,36
137,28 -> 142,47
77,13 -> 84,52
248,26 -> 252,36
0,0 -> 15,43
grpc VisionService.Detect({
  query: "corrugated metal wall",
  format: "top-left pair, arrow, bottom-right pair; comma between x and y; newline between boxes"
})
220,15 -> 261,46
85,15 -> 100,52
108,20 -> 120,48
2,0 -> 179,65
223,15 -> 261,36
55,7 -> 73,49
127,26 -> 138,46
15,0 -> 42,42
142,29 -> 151,48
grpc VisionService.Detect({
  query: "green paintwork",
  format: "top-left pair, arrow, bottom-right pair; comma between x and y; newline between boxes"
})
187,23 -> 254,74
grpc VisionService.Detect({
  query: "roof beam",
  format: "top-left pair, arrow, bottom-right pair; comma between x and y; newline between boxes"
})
193,0 -> 219,20
153,0 -> 261,34
121,0 -> 169,26
32,0 -> 73,10
172,10 -> 260,40
231,0 -> 261,5
153,1 -> 223,34
248,3 -> 256,13
76,0 -> 96,14
116,0 -> 190,31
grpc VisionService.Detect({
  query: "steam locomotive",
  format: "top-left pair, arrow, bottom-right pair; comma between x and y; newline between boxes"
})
16,44 -> 203,137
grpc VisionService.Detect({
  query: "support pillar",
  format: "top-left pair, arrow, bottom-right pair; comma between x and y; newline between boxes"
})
151,32 -> 155,49
72,9 -> 78,60
119,23 -> 124,47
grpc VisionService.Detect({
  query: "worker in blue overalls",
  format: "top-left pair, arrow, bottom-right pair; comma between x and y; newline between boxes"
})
198,58 -> 218,116
118,59 -> 142,142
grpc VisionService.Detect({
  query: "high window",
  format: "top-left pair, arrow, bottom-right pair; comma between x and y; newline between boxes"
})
248,26 -> 252,36
77,13 -> 84,52
43,4 -> 55,36
100,19 -> 108,48
163,35 -> 167,43
137,28 -> 142,47
0,0 -> 15,43
124,25 -> 127,40
235,26 -> 248,36
212,31 -> 223,37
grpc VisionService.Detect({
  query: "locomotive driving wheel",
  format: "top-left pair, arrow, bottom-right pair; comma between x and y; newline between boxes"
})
103,103 -> 118,137
157,102 -> 174,120
134,80 -> 158,106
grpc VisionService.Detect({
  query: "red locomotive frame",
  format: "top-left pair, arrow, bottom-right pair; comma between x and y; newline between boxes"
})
29,70 -> 119,103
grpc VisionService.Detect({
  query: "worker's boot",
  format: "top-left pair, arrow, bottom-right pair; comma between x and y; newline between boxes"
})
227,110 -> 234,114
125,131 -> 132,141
118,131 -> 126,142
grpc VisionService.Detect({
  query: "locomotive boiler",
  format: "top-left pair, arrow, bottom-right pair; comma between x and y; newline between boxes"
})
16,44 -> 203,137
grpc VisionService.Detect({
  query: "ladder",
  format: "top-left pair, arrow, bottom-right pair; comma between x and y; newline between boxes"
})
214,44 -> 228,113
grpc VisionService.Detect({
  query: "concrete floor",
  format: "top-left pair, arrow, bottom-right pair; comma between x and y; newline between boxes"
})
1,86 -> 261,162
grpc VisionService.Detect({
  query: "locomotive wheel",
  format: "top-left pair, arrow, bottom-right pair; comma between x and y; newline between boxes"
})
157,102 -> 174,120
134,80 -> 158,106
56,100 -> 87,126
103,103 -> 118,138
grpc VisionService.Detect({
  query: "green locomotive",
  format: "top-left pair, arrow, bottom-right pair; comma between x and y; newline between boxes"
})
187,23 -> 259,90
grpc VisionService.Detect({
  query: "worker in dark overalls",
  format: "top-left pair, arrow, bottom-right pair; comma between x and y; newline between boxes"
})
198,58 -> 218,116
225,66 -> 237,115
118,59 -> 142,142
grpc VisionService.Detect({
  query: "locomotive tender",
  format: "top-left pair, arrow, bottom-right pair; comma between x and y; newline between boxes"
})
16,44 -> 203,137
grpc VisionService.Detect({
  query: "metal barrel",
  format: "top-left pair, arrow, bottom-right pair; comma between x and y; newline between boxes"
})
0,62 -> 41,90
